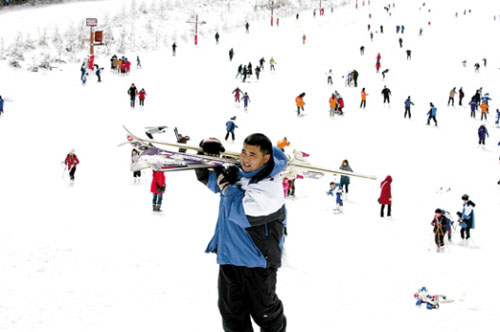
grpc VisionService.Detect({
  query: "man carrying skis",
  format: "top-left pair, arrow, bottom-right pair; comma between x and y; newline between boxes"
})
195,133 -> 288,332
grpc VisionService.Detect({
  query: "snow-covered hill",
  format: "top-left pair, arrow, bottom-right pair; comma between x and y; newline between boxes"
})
1,0 -> 500,331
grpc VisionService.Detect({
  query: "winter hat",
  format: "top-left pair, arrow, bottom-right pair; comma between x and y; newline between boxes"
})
435,208 -> 442,214
70,149 -> 75,154
461,194 -> 469,201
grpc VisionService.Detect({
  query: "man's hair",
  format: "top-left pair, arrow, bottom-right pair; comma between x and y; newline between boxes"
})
244,133 -> 272,156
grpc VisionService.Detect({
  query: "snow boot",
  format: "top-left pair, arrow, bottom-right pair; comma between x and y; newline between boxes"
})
156,205 -> 162,212
153,205 -> 157,212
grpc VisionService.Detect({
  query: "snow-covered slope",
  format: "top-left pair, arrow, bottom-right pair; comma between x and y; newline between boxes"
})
1,0 -> 500,331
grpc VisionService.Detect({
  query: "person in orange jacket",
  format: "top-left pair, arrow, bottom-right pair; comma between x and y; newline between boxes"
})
329,94 -> 338,117
480,101 -> 489,120
360,88 -> 368,108
296,92 -> 305,116
277,137 -> 290,152
302,34 -> 306,44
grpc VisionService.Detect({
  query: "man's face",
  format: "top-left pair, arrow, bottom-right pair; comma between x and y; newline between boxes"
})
240,144 -> 271,173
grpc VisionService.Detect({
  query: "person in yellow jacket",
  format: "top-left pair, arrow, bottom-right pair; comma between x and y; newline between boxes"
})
277,137 -> 290,152
296,92 -> 306,116
480,101 -> 489,120
329,94 -> 338,117
360,88 -> 368,109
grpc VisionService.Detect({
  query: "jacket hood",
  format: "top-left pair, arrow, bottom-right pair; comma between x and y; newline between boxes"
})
384,175 -> 392,183
239,146 -> 288,181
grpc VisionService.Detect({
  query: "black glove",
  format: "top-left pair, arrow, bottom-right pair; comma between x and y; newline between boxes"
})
217,165 -> 239,193
199,138 -> 225,156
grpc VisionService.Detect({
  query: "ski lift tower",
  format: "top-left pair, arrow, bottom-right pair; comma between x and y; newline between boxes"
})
186,15 -> 206,45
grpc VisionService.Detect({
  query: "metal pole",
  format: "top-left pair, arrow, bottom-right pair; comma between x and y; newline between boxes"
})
195,15 -> 198,45
90,26 -> 94,55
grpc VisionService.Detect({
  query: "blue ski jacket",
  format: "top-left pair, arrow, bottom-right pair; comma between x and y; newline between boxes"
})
404,99 -> 414,108
226,120 -> 237,131
202,146 -> 288,268
427,107 -> 437,116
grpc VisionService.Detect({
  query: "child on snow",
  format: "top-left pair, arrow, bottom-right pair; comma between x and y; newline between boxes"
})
431,209 -> 450,252
327,182 -> 344,213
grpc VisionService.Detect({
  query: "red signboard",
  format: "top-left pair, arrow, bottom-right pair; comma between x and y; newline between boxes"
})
94,31 -> 103,43
86,18 -> 98,27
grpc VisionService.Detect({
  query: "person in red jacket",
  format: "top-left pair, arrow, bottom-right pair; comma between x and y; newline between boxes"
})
378,175 -> 392,217
151,170 -> 166,212
64,149 -> 80,181
138,88 -> 147,107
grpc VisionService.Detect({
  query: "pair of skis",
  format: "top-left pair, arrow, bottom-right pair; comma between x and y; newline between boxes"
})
121,125 -> 377,180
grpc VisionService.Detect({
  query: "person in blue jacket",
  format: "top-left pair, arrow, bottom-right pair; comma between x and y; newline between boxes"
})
0,95 -> 4,116
469,97 -> 477,118
426,102 -> 437,126
224,116 -> 238,141
456,194 -> 475,245
404,96 -> 414,118
195,133 -> 287,332
478,125 -> 489,146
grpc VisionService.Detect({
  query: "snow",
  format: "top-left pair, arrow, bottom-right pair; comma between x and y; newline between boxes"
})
1,0 -> 500,331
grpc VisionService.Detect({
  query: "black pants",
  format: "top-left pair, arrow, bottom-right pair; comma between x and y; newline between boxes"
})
459,97 -> 463,105
133,170 -> 141,178
69,167 -> 76,180
404,107 -> 411,118
471,110 -> 475,118
225,130 -> 235,141
297,106 -> 304,115
342,183 -> 349,193
383,96 -> 390,104
481,113 -> 487,120
360,100 -> 366,108
380,204 -> 391,217
139,99 -> 144,106
427,115 -> 437,126
218,265 -> 286,332
448,97 -> 454,106
479,138 -> 485,145
460,227 -> 470,239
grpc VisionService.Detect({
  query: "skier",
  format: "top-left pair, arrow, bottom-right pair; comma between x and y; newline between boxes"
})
431,208 -> 449,252
215,32 -> 220,44
176,132 -> 190,153
375,61 -> 381,73
0,95 -> 4,117
478,125 -> 489,146
339,159 -> 353,197
401,25 -> 406,33
381,85 -> 391,105
172,42 -> 177,56
242,92 -> 251,111
379,175 -> 392,217
136,55 -> 141,68
128,83 -> 138,108
270,57 -> 276,71
469,97 -> 477,118
64,149 -> 80,181
327,182 -> 344,213
225,116 -> 238,141
456,194 -> 475,245
427,102 -> 438,126
245,22 -> 250,33
326,69 -> 333,85
295,92 -> 305,116
448,87 -> 456,106
229,48 -> 234,61
360,88 -> 367,109
232,87 -> 242,106
131,149 -> 141,182
458,87 -> 465,106
111,54 -> 118,70
95,64 -> 102,82
302,34 -> 306,44
404,96 -> 414,118
496,109 -> 500,126
235,64 -> 243,79
360,45 -> 365,55
352,69 -> 359,87
381,68 -> 389,79
255,66 -> 261,80
398,37 -> 403,48
138,88 -> 146,107
277,137 -> 290,152
194,133 -> 288,332
329,93 -> 338,118
480,101 -> 489,120
151,169 -> 166,212
406,49 -> 411,60
80,62 -> 87,84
